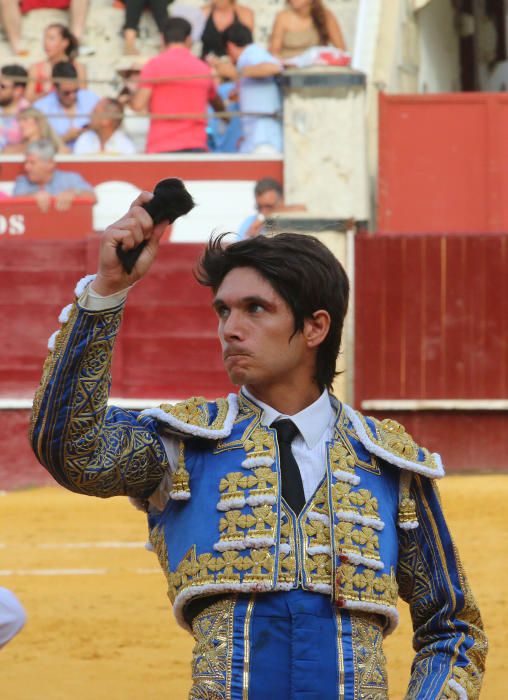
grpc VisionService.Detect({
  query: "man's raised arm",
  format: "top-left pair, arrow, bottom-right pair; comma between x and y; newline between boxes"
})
30,193 -> 171,499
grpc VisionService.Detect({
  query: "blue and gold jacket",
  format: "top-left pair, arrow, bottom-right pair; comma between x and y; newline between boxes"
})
30,281 -> 487,700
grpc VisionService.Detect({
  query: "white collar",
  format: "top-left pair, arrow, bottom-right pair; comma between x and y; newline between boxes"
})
242,387 -> 335,449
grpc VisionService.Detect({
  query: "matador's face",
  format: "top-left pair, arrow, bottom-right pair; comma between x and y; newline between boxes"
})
213,266 -> 312,395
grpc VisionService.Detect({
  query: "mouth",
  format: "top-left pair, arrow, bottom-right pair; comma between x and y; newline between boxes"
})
223,350 -> 250,362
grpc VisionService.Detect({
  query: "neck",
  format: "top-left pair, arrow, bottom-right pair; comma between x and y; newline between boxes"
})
295,6 -> 312,17
245,380 -> 322,416
98,126 -> 114,145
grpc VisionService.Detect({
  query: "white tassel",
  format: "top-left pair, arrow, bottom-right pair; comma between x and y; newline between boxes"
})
246,494 -> 276,507
58,303 -> 73,324
241,456 -> 275,469
307,511 -> 330,525
169,490 -> 191,501
47,330 -> 60,351
341,599 -> 399,636
216,497 -> 246,512
74,274 -> 97,298
335,510 -> 385,531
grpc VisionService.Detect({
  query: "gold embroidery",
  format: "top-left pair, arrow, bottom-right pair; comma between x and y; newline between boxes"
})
335,522 -> 380,562
218,510 -> 257,542
242,596 -> 255,700
358,413 -> 440,471
351,613 -> 388,699
278,504 -> 296,584
244,426 -> 275,459
190,597 -> 235,700
30,302 -> 80,440
302,483 -> 332,587
332,482 -> 382,524
160,395 -> 209,428
171,441 -> 191,496
169,545 -> 274,602
35,305 -> 168,498
337,564 -> 398,607
329,441 -> 357,478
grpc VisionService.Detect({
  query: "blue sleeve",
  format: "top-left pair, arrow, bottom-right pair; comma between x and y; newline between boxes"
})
397,476 -> 487,699
238,44 -> 280,69
30,300 -> 169,499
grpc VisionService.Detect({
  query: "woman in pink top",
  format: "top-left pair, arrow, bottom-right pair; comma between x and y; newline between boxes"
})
26,23 -> 87,102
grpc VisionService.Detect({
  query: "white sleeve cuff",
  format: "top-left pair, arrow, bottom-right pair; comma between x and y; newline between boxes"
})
78,285 -> 131,311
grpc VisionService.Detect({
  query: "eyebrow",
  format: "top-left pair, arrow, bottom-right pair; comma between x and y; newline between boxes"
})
212,295 -> 274,310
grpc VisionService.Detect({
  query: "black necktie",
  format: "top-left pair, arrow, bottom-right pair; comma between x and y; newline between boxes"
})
273,419 -> 306,515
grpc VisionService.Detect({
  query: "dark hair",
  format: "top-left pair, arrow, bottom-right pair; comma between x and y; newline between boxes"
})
163,17 -> 192,44
223,24 -> 253,48
52,61 -> 78,82
46,23 -> 79,59
309,0 -> 330,45
254,177 -> 283,198
196,232 -> 349,390
1,64 -> 28,88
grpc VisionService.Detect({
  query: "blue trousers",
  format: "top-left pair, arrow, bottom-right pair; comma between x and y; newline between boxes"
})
189,590 -> 388,699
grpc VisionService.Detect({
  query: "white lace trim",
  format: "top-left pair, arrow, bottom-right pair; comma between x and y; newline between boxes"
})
307,582 -> 332,594
169,490 -> 191,501
241,455 -> 274,469
341,551 -> 384,571
335,510 -> 385,531
341,599 -> 399,636
141,393 -> 238,440
398,520 -> 419,530
307,545 -> 331,555
332,469 -> 360,486
344,404 -> 445,478
216,497 -> 246,512
174,580 -> 274,631
307,511 -> 330,525
246,494 -> 276,507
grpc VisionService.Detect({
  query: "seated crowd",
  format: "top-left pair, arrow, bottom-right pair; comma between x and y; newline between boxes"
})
0,0 -> 349,156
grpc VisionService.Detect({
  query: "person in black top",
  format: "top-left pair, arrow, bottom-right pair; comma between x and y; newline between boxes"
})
200,0 -> 254,59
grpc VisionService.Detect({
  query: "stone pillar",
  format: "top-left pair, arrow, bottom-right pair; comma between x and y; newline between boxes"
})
281,68 -> 369,226
266,214 -> 355,405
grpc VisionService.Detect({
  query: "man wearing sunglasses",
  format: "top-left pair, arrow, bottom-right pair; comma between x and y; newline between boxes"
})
0,64 -> 30,151
33,61 -> 99,147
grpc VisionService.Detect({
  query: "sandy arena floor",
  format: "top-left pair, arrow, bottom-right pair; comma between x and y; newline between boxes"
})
1,475 -> 506,699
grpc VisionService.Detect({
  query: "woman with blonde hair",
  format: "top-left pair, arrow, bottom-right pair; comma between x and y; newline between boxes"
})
2,107 -> 69,154
269,0 -> 345,60
26,23 -> 87,102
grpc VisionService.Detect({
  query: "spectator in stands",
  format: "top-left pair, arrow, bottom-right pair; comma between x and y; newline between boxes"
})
26,23 -> 87,102
0,0 -> 92,56
200,0 -> 253,60
33,61 -> 99,147
213,25 -> 282,154
73,98 -> 136,154
13,138 -> 96,211
116,57 -> 149,152
0,64 -> 30,151
269,0 -> 345,60
131,17 -> 224,153
3,106 -> 69,153
237,177 -> 306,238
122,0 -> 174,55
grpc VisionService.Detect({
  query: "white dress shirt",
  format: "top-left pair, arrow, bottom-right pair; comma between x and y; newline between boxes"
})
242,387 -> 336,500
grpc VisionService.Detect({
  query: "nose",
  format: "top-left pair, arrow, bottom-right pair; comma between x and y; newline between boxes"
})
222,309 -> 244,342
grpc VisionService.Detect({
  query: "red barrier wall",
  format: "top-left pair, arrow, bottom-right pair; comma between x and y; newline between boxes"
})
355,233 -> 508,471
378,92 -> 508,233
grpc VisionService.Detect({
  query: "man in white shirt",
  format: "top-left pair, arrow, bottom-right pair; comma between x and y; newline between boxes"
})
213,25 -> 283,154
73,98 -> 137,156
30,192 -> 486,698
